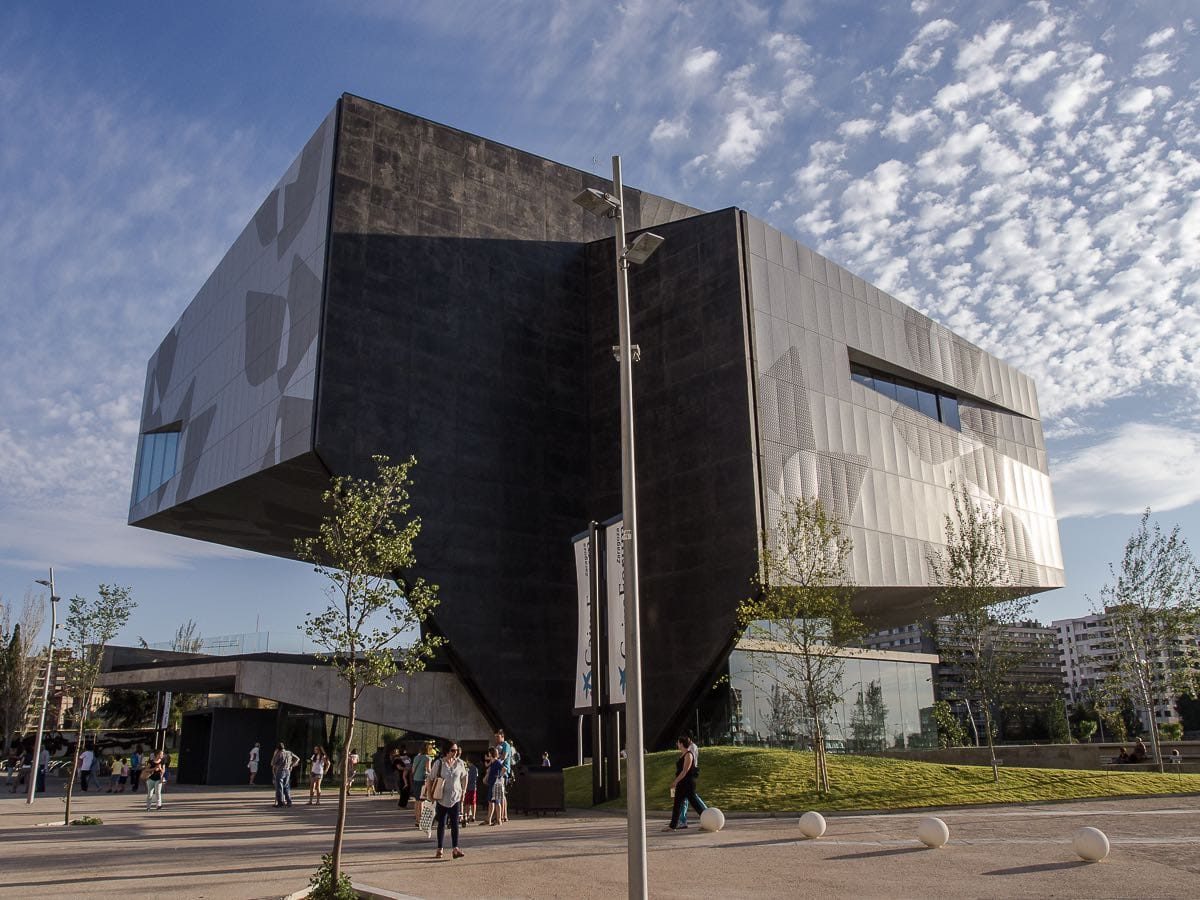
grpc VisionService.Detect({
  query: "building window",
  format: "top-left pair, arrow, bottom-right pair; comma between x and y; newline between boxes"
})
850,363 -> 961,430
134,426 -> 181,503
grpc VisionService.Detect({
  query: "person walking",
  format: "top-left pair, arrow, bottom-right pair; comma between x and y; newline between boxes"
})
36,745 -> 50,795
427,741 -> 468,860
541,751 -> 551,767
678,732 -> 707,828
663,735 -> 703,832
396,746 -> 412,809
412,741 -> 434,826
144,750 -> 166,811
247,742 -> 261,785
78,745 -> 94,792
347,748 -> 360,793
129,747 -> 144,793
271,742 -> 299,808
309,746 -> 327,804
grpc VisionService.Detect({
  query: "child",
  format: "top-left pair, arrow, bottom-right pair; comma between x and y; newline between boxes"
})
462,758 -> 478,825
365,765 -> 377,796
117,757 -> 130,793
107,757 -> 125,793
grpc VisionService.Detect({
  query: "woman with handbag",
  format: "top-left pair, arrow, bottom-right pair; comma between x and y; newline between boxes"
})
426,741 -> 468,859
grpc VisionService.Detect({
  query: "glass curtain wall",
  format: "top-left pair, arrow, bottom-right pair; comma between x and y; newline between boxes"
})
716,648 -> 938,750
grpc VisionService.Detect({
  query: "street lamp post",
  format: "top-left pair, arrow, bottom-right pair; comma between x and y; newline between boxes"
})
574,156 -> 664,900
28,569 -> 60,804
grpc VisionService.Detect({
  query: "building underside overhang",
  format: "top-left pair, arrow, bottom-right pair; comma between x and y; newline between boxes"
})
99,646 -> 491,741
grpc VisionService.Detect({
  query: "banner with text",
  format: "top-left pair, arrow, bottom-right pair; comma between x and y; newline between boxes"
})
572,531 -> 596,713
604,518 -> 626,707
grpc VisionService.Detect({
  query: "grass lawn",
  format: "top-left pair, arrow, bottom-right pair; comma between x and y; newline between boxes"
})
563,746 -> 1200,813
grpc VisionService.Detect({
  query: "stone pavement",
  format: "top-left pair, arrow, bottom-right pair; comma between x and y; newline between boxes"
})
1,782 -> 1197,899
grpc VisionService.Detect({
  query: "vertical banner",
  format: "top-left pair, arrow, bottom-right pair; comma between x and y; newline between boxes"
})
160,691 -> 173,730
604,517 -> 627,707
572,530 -> 596,713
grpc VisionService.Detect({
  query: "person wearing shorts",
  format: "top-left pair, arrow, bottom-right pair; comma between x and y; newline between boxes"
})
247,743 -> 260,785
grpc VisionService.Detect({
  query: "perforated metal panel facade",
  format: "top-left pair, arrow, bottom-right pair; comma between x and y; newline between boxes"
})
744,212 -> 1064,621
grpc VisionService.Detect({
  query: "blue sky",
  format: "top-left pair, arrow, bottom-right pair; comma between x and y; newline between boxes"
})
2,0 -> 1198,645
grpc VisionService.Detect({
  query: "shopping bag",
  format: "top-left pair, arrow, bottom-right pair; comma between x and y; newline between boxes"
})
419,801 -> 436,836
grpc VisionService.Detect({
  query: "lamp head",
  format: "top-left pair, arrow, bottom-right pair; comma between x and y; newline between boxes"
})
35,579 -> 51,587
624,232 -> 665,265
573,187 -> 620,218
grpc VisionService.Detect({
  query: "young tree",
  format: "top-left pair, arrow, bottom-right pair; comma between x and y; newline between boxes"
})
61,585 -> 135,824
738,496 -> 861,794
0,593 -> 46,755
926,483 -> 1036,782
930,700 -> 968,749
1092,510 -> 1200,772
137,620 -> 206,731
1046,697 -> 1072,744
296,455 -> 442,886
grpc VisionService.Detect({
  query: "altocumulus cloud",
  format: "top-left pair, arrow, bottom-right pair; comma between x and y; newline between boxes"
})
0,48 -> 277,570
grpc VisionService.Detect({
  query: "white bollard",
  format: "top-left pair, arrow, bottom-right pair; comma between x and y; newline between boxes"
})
917,817 -> 949,848
699,807 -> 725,832
1072,826 -> 1110,862
798,811 -> 827,839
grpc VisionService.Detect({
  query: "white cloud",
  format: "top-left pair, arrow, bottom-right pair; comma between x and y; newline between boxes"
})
896,18 -> 957,73
1053,423 -> 1200,518
682,46 -> 721,77
650,117 -> 689,145
1044,51 -> 1110,127
837,118 -> 876,138
883,107 -> 938,142
840,160 -> 909,225
1115,87 -> 1155,115
1142,27 -> 1175,49
956,21 -> 1012,69
1011,18 -> 1057,49
1132,51 -> 1175,78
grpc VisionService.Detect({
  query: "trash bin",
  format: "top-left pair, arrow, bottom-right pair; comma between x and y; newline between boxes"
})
506,766 -> 565,815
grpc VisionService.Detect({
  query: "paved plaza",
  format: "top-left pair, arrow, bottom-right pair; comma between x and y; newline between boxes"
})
2,783 -> 1198,898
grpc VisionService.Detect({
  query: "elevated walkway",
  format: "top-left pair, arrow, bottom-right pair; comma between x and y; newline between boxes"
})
98,645 -> 491,740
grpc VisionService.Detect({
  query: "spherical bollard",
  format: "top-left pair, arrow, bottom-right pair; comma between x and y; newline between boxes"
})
917,816 -> 949,848
798,811 -> 827,839
699,807 -> 725,832
1072,826 -> 1110,862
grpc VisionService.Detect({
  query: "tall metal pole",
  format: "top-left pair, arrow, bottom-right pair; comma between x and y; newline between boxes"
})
27,568 -> 58,804
612,155 -> 648,900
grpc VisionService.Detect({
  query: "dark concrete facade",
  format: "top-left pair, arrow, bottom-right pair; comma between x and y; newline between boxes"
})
130,93 -> 1062,760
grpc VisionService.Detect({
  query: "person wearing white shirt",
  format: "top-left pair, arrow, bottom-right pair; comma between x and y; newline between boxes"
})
78,747 -> 95,791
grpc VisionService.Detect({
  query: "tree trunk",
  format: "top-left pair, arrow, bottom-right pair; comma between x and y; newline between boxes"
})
64,717 -> 85,825
331,689 -> 357,880
982,704 -> 999,783
1137,669 -> 1164,773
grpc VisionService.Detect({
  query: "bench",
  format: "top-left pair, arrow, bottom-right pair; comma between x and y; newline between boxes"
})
1101,754 -> 1200,774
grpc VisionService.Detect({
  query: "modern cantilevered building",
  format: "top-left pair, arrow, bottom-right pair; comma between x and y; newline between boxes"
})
128,93 -> 1064,759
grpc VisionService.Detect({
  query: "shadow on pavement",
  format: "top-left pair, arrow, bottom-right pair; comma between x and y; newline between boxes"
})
982,860 -> 1092,875
825,846 -> 928,860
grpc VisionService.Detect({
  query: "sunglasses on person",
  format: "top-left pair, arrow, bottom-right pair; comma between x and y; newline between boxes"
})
448,746 -> 460,753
